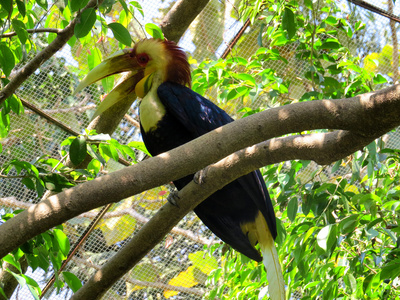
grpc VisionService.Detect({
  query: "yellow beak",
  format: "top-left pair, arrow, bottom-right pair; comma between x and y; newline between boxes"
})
74,48 -> 145,119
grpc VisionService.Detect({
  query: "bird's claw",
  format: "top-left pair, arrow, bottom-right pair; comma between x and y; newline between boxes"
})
167,190 -> 180,207
194,166 -> 209,185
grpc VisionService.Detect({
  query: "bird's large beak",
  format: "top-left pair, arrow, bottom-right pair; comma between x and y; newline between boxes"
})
74,48 -> 145,119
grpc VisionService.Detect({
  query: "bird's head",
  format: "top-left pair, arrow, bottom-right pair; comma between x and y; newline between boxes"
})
74,38 -> 191,118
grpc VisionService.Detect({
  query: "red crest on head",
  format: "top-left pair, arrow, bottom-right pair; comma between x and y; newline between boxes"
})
162,40 -> 191,87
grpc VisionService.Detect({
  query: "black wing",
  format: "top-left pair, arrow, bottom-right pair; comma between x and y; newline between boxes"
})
157,82 -> 277,261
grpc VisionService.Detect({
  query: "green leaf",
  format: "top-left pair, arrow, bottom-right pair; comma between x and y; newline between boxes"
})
16,0 -> 26,17
102,75 -> 114,93
343,273 -> 357,293
74,8 -> 96,38
99,143 -> 119,162
319,41 -> 341,50
70,0 -> 89,12
8,271 -> 40,300
339,214 -> 359,235
145,23 -> 164,40
87,158 -> 101,174
70,136 -> 87,165
0,287 -> 7,299
373,74 -> 387,85
8,94 -> 24,115
325,16 -> 338,26
108,22 -> 132,46
275,218 -> 286,246
12,19 -> 29,44
3,254 -> 22,272
258,23 -> 265,46
227,86 -> 248,101
130,1 -> 144,17
22,177 -> 35,190
0,0 -> 12,13
237,73 -> 256,86
0,43 -> 15,77
62,272 -> 82,292
121,144 -> 137,162
36,0 -> 48,10
128,141 -> 151,156
287,197 -> 298,222
35,178 -> 45,197
118,0 -> 129,14
317,224 -> 336,251
282,7 -> 296,39
381,259 -> 400,279
363,273 -> 380,294
87,47 -> 102,71
23,274 -> 41,299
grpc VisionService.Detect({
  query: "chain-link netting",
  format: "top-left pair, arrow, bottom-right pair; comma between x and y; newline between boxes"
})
1,0 -> 400,299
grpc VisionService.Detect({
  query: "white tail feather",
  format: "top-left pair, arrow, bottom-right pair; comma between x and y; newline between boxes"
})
256,213 -> 285,300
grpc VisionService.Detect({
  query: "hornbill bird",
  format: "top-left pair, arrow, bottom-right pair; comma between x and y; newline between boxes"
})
75,38 -> 285,299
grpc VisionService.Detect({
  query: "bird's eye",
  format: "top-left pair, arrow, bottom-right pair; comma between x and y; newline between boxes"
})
137,53 -> 149,66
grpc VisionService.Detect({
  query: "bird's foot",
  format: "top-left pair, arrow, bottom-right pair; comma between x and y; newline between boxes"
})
194,166 -> 209,185
167,190 -> 180,207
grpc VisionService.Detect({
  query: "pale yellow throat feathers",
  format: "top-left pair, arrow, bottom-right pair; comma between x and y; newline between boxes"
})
137,70 -> 166,132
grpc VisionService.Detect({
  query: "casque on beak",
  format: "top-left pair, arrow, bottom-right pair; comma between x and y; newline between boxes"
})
73,48 -> 145,119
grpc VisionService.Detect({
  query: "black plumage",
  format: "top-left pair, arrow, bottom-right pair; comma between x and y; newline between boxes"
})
141,81 -> 277,261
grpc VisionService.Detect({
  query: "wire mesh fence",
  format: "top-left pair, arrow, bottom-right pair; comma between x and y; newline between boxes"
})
1,0 -> 400,299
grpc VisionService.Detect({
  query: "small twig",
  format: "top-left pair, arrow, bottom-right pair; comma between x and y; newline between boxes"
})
20,97 -> 80,136
40,203 -> 112,298
124,113 -> 140,128
0,28 -> 62,39
0,174 -> 34,179
22,104 -> 96,115
52,153 -> 69,172
340,243 -> 377,274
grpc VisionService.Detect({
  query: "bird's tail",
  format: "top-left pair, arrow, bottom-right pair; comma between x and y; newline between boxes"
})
256,212 -> 285,300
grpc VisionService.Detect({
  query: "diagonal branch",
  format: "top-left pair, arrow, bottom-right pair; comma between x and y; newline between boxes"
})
0,84 -> 400,260
0,197 -> 215,246
160,0 -> 211,43
0,0 -> 104,105
70,130 -> 376,299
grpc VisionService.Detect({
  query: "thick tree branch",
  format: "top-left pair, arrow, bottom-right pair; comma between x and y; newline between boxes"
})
0,197 -> 215,246
70,129 -> 376,299
1,85 -> 400,259
160,0 -> 211,43
0,0 -> 104,105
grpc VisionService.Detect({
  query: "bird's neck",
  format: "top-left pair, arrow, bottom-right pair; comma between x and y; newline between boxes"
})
139,72 -> 166,132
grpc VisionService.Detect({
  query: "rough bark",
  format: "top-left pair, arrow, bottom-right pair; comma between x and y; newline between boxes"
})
70,129 -> 377,299
1,84 -> 400,260
160,0 -> 211,43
